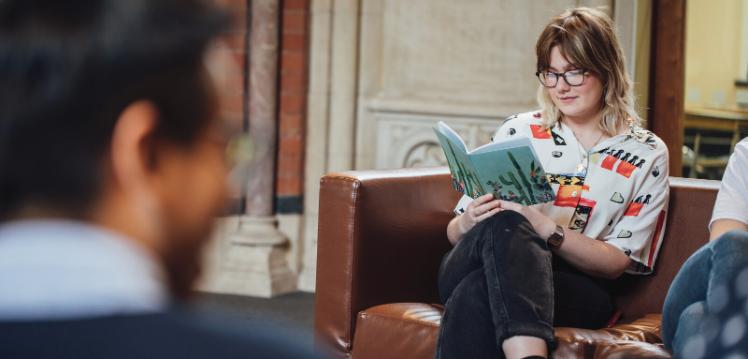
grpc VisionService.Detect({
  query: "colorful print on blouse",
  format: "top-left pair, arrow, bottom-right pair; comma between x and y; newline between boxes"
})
454,111 -> 670,274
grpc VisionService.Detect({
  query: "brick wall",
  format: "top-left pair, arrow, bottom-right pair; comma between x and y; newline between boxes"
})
275,0 -> 309,214
208,0 -> 309,214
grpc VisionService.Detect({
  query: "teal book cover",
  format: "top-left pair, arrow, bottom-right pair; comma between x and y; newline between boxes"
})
433,121 -> 555,206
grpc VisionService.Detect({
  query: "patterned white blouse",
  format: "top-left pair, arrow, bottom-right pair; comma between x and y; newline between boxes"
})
454,111 -> 670,274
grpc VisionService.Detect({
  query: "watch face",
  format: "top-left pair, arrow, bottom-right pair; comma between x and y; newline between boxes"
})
548,226 -> 564,247
548,235 -> 561,247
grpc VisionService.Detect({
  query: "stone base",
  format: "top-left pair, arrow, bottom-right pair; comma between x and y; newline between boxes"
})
199,216 -> 298,298
208,243 -> 297,297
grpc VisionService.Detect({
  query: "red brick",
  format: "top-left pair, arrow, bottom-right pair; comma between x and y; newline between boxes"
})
281,126 -> 303,140
278,160 -> 303,175
276,182 -> 300,197
278,125 -> 299,139
282,33 -> 306,51
282,140 -> 303,155
274,0 -> 310,199
280,73 -> 304,92
278,139 -> 303,160
280,130 -> 303,142
282,10 -> 307,34
276,163 -> 301,174
277,180 -> 303,193
280,111 -> 304,125
279,120 -> 303,139
278,172 -> 303,185
281,51 -> 305,75
279,93 -> 304,114
276,153 -> 304,195
283,0 -> 308,11
276,159 -> 296,174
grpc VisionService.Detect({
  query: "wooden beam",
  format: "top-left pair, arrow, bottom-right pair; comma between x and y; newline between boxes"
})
648,0 -> 686,177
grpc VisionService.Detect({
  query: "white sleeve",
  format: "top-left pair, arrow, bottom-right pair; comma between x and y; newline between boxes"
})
491,114 -> 524,142
603,149 -> 670,275
710,140 -> 748,229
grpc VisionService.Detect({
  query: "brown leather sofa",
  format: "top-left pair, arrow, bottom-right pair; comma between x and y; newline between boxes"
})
314,167 -> 721,358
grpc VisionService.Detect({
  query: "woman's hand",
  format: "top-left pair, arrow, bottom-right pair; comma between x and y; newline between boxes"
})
447,194 -> 501,244
498,200 -> 557,240
458,194 -> 501,234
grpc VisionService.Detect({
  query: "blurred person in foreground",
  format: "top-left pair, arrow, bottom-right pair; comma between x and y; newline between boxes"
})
0,0 -> 323,358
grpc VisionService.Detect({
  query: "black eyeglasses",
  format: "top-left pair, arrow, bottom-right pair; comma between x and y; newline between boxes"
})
535,68 -> 588,88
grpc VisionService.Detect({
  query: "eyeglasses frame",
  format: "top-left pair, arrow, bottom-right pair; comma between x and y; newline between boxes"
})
535,68 -> 589,88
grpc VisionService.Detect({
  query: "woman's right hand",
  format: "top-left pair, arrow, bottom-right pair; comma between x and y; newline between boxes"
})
456,194 -> 502,236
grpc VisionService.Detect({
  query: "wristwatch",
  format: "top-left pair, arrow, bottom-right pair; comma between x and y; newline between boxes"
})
547,224 -> 565,248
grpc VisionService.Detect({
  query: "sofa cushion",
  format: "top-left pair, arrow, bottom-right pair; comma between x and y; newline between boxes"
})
351,303 -> 441,359
352,303 -> 671,359
555,314 -> 666,358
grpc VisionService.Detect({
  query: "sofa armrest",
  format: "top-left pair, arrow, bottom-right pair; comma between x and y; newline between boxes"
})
314,167 -> 459,357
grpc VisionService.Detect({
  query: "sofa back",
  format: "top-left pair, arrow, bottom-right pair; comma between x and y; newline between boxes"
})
613,177 -> 720,321
314,167 -> 720,357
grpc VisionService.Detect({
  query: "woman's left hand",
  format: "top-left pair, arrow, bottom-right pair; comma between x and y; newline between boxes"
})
498,200 -> 557,240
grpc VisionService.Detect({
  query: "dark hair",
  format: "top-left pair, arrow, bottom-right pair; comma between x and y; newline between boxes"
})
0,0 -> 227,219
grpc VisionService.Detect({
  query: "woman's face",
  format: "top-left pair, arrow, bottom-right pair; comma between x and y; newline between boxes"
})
545,46 -> 604,123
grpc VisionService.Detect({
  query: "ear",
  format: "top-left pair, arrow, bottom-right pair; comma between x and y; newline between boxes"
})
110,100 -> 159,193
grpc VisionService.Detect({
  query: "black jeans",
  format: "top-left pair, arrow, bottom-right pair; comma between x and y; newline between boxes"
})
436,211 -> 614,359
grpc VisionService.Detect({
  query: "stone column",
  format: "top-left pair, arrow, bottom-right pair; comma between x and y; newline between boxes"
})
215,0 -> 297,297
298,0 -> 360,292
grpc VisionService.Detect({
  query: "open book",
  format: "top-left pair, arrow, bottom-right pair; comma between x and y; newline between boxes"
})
433,121 -> 555,206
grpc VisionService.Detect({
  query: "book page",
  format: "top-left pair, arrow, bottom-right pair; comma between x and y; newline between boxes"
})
436,122 -> 468,153
434,122 -> 484,198
470,136 -> 530,155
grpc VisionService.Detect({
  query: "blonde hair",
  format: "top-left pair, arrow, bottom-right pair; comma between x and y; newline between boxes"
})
535,7 -> 640,135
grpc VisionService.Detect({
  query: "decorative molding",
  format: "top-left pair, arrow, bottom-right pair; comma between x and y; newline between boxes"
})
402,141 -> 443,168
373,112 -> 501,170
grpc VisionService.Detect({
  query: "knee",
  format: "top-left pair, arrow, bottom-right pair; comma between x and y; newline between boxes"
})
472,210 -> 545,252
714,229 -> 748,243
479,210 -> 529,234
711,230 -> 748,255
670,301 -> 707,351
679,301 -> 706,321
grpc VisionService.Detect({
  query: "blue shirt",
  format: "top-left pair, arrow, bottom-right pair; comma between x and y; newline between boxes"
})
0,220 -> 168,320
